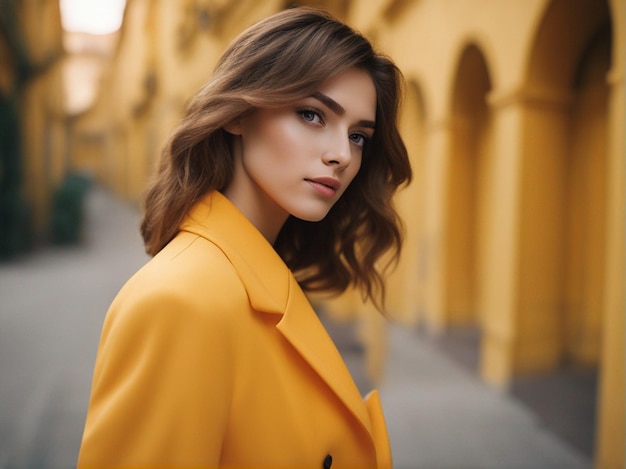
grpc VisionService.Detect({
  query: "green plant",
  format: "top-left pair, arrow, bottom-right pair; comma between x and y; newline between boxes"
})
50,173 -> 92,244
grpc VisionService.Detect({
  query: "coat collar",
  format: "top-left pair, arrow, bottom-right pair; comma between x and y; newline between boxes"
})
179,191 -> 374,439
181,190 -> 287,316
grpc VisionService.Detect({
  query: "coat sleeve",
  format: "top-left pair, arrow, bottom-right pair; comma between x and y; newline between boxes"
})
77,272 -> 242,467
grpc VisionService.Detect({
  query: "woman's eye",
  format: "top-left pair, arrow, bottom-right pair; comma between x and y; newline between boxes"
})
350,133 -> 369,147
298,109 -> 323,125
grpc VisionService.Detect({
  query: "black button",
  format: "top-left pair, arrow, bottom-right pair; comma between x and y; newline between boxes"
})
323,454 -> 332,469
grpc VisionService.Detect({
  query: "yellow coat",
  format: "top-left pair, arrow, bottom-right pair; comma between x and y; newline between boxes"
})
77,190 -> 392,468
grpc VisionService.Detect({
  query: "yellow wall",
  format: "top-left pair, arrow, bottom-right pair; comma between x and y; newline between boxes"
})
12,0 -> 66,239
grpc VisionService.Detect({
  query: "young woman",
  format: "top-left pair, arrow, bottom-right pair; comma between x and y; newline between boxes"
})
78,7 -> 411,468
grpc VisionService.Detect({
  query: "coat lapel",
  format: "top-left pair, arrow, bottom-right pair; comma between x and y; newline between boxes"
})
180,191 -> 374,439
277,276 -> 373,436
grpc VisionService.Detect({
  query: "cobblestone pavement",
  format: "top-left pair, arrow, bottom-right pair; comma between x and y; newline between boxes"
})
0,187 -> 592,468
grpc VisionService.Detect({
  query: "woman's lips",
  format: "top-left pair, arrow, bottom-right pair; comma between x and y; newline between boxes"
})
305,177 -> 340,198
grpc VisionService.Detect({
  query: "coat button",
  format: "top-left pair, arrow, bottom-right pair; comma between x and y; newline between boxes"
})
323,454 -> 332,469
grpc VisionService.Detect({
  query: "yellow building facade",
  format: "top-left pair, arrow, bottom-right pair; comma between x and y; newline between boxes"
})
69,1 -> 624,467
0,0 -> 66,245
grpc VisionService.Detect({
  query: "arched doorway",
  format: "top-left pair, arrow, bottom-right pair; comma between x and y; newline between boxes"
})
564,25 -> 610,369
442,44 -> 493,370
512,0 -> 612,458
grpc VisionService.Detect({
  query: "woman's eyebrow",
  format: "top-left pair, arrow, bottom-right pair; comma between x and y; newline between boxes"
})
311,92 -> 345,115
311,91 -> 376,129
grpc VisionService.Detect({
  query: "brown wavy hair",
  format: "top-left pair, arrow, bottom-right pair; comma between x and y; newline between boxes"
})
141,7 -> 411,311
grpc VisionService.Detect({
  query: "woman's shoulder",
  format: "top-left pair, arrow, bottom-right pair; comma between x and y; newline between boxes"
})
154,230 -> 242,279
107,231 -> 250,329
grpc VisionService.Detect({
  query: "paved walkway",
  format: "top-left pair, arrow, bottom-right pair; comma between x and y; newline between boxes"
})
0,187 -> 592,468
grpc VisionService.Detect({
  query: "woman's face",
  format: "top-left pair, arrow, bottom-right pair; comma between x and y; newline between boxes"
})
224,67 -> 377,242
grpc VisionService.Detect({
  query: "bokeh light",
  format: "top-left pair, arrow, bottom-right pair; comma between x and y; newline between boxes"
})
59,0 -> 126,34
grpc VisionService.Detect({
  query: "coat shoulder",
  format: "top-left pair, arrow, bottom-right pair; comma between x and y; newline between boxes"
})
107,231 -> 250,331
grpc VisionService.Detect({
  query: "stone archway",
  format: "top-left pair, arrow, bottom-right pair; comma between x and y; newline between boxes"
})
510,0 -> 612,458
517,0 -> 611,371
437,44 -> 494,372
446,44 -> 493,330
564,26 -> 611,367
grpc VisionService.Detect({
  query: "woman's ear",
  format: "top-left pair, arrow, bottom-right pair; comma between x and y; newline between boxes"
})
224,120 -> 242,135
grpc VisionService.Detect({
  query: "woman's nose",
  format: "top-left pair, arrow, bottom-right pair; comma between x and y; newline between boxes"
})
322,134 -> 351,168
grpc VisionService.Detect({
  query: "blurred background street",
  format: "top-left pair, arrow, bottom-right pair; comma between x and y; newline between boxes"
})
0,186 -> 593,468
